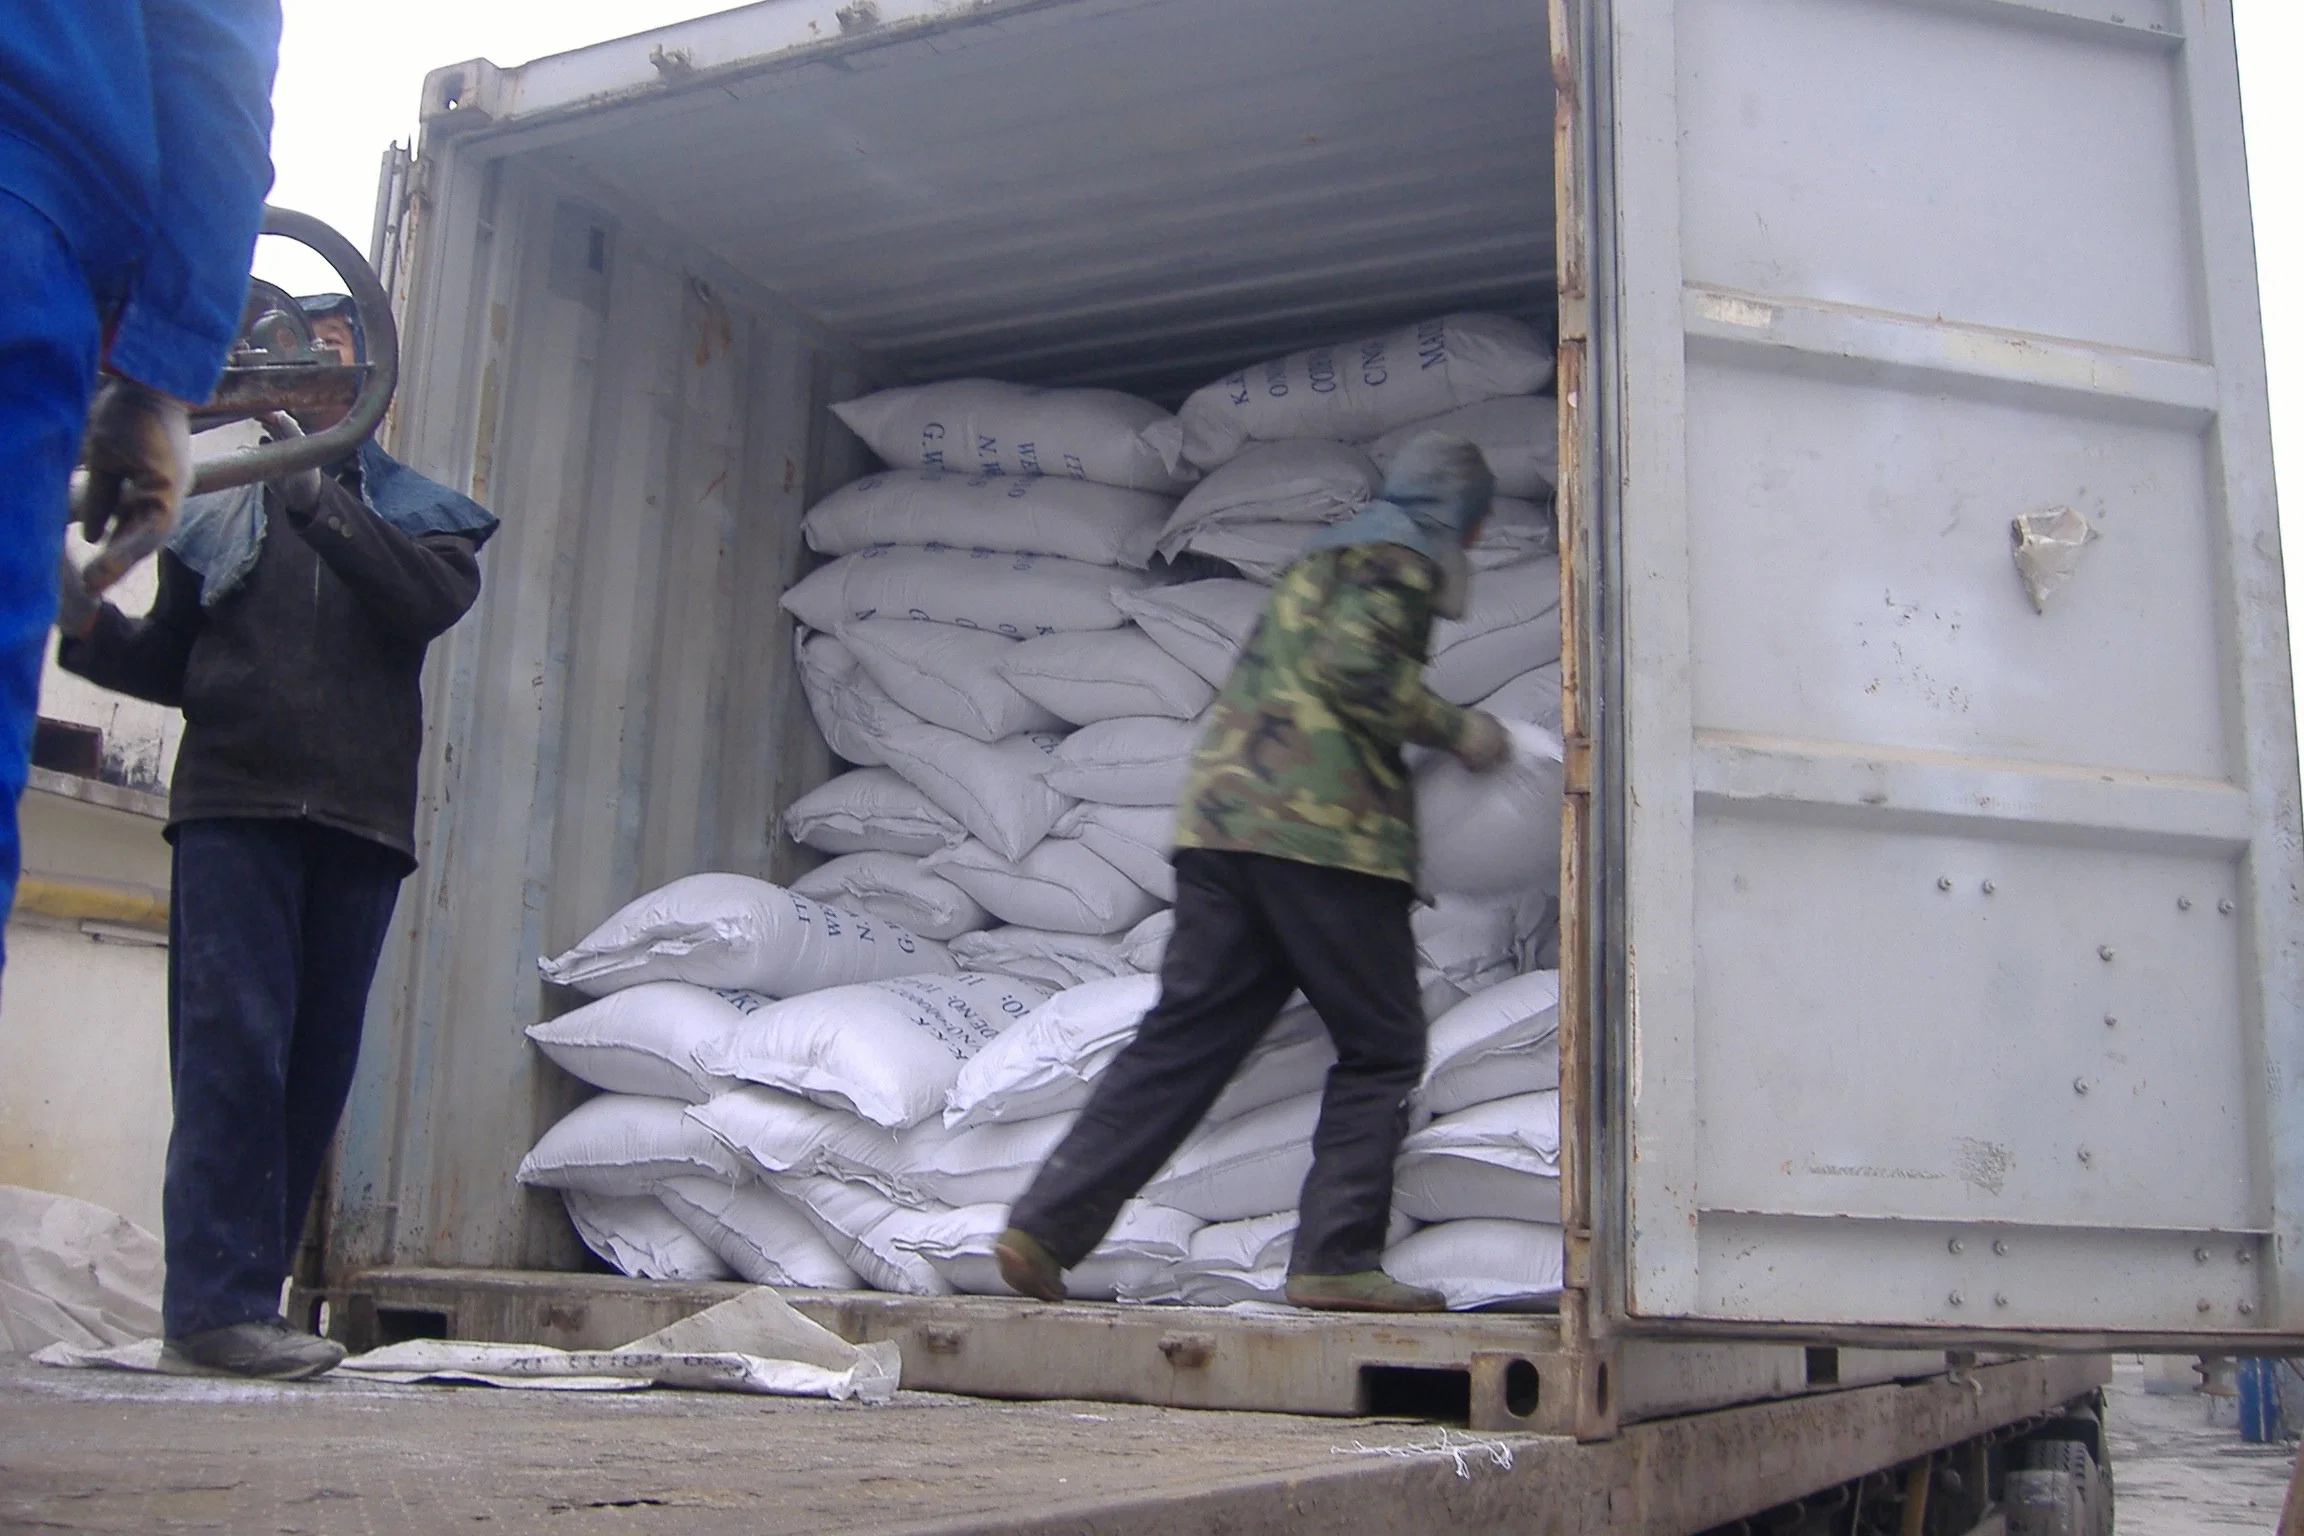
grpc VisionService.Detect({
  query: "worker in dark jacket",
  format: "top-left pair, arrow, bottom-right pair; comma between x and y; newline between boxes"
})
58,295 -> 496,1379
999,434 -> 1511,1313
0,1 -> 283,962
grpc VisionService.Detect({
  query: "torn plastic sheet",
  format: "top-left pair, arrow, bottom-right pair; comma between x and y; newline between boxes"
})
37,1286 -> 902,1405
0,1186 -> 163,1353
2011,505 -> 2097,614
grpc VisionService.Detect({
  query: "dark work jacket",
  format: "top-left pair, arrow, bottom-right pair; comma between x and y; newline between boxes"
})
59,472 -> 482,871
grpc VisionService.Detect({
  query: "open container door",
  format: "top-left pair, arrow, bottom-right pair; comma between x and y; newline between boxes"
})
1591,0 -> 2304,1344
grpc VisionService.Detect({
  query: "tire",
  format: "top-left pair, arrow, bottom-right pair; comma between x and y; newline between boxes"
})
2018,1438 -> 2112,1536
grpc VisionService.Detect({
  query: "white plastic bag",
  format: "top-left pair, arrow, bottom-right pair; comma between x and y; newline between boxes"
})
1416,722 -> 1564,898
1411,895 -> 1526,1000
1120,908 -> 1173,973
795,631 -> 922,768
1118,1207 -> 1415,1306
925,839 -> 1162,937
948,927 -> 1139,991
767,1176 -> 953,1295
784,546 -> 1149,637
1205,1009 -> 1336,1125
804,469 -> 1171,568
516,1094 -> 752,1194
1110,580 -> 1267,687
832,380 -> 1195,493
944,973 -> 1161,1129
1470,496 -> 1559,570
898,1112 -> 1077,1210
790,851 -> 991,942
783,768 -> 967,858
695,972 -> 1051,1129
540,874 -> 952,996
1153,440 -> 1380,561
0,1187 -> 163,1353
1479,660 -> 1562,735
655,1176 -> 864,1289
896,1200 -> 1200,1300
561,1190 -> 735,1281
1427,555 -> 1562,705
1422,971 -> 1561,1115
1393,1092 -> 1561,1224
1156,314 -> 1554,470
876,725 -> 1074,861
999,629 -> 1215,725
839,620 -> 1064,743
1038,716 -> 1201,806
1175,519 -> 1327,584
1141,1092 -> 1320,1222
525,982 -> 755,1104
1382,1218 -> 1565,1311
1369,394 -> 1559,500
687,1084 -> 926,1200
1052,801 -> 1176,902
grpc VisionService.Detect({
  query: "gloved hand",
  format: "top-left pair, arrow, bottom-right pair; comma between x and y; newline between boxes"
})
1453,709 -> 1512,773
77,377 -> 193,594
256,413 -> 325,519
54,556 -> 100,642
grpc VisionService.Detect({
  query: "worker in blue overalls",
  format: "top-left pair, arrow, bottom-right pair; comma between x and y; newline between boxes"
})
0,2 -> 283,966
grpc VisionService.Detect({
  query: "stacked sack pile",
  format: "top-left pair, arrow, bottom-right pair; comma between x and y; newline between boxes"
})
515,312 -> 1571,1310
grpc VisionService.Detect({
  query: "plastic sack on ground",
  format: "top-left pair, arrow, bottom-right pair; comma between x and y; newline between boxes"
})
1392,1092 -> 1562,1225
795,631 -> 921,768
1422,971 -> 1561,1114
925,838 -> 1162,936
877,725 -> 1074,861
1382,1218 -> 1565,1311
783,768 -> 966,859
1153,440 -> 1380,561
1154,314 -> 1554,470
0,1186 -> 162,1353
540,874 -> 952,996
1052,801 -> 1177,902
784,546 -> 1149,637
803,469 -> 1171,568
1428,555 -> 1562,705
839,619 -> 1064,743
945,973 -> 1161,1128
1140,1091 -> 1321,1222
654,1175 -> 865,1289
525,982 -> 757,1104
1038,716 -> 1202,806
790,851 -> 992,942
1416,722 -> 1564,898
695,972 -> 1051,1129
999,629 -> 1215,725
1368,394 -> 1559,500
832,380 -> 1195,493
948,927 -> 1139,990
517,1094 -> 752,1194
561,1190 -> 734,1281
1111,579 -> 1267,687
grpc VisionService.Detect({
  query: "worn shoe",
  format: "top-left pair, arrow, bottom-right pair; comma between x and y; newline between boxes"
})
163,1316 -> 346,1380
1285,1271 -> 1448,1314
993,1227 -> 1068,1303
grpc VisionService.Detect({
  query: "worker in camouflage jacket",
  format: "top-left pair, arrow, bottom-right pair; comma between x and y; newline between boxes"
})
1000,433 -> 1512,1313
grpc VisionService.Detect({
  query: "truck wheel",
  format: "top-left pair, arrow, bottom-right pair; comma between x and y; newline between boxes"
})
2015,1438 -> 2112,1536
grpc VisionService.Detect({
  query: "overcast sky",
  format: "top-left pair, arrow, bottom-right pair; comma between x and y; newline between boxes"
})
251,1 -> 2304,717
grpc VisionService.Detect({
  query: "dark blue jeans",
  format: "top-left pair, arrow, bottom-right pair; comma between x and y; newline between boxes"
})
163,819 -> 404,1339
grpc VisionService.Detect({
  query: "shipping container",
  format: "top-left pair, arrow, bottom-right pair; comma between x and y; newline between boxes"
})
316,0 -> 2300,1489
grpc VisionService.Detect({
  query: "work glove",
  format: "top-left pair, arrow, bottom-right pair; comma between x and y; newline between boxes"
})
257,413 -> 326,519
77,377 -> 193,595
1453,709 -> 1512,774
54,556 -> 100,642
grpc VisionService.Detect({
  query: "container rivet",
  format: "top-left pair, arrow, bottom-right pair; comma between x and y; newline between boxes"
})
1948,1238 -> 1964,1254
1948,1291 -> 1965,1307
2098,945 -> 2116,962
2198,1298 -> 2213,1313
2220,899 -> 2236,915
2178,895 -> 2192,911
2104,1015 -> 2118,1028
2240,1249 -> 2255,1266
1994,1293 -> 2009,1308
1938,877 -> 1953,892
2241,1301 -> 2257,1316
2078,1147 -> 2093,1165
1982,880 -> 1997,895
2196,1247 -> 2212,1264
2074,1077 -> 2090,1095
1993,1240 -> 2009,1256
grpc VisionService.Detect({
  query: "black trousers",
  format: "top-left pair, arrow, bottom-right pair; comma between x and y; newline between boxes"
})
1008,848 -> 1426,1277
162,819 -> 404,1338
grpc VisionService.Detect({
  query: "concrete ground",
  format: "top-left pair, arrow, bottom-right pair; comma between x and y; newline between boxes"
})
2105,1356 -> 2296,1535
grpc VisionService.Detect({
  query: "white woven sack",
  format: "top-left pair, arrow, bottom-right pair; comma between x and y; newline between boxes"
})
898,1112 -> 1076,1209
1412,895 -> 1525,999
1428,556 -> 1562,705
1154,314 -> 1554,470
655,1176 -> 864,1289
795,631 -> 920,768
1393,1092 -> 1562,1224
876,725 -> 1073,861
1052,801 -> 1176,902
999,630 -> 1214,726
1038,716 -> 1201,806
1205,1009 -> 1335,1125
688,1084 -> 927,1203
525,982 -> 755,1103
517,1094 -> 750,1194
561,1190 -> 733,1281
925,839 -> 1161,937
1141,1091 -> 1321,1222
804,469 -> 1170,567
783,768 -> 966,858
945,973 -> 1161,1129
1416,723 -> 1565,899
790,851 -> 991,942
1110,580 -> 1267,688
831,380 -> 1195,493
1382,1218 -> 1565,1311
1480,661 -> 1563,735
1178,519 -> 1329,584
540,874 -> 952,997
768,1175 -> 953,1295
1119,1208 -> 1416,1306
1470,496 -> 1558,570
948,927 -> 1137,991
894,1200 -> 1200,1301
694,972 -> 1053,1129
1422,971 -> 1561,1115
839,620 -> 1063,743
1369,395 -> 1559,500
1153,440 -> 1380,561
784,546 -> 1149,637
1120,909 -> 1172,973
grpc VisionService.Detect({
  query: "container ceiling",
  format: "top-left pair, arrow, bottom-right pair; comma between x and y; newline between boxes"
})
476,0 -> 1557,397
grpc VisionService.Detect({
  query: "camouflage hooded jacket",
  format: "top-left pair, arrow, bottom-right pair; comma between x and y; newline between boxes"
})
1174,542 -> 1473,885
